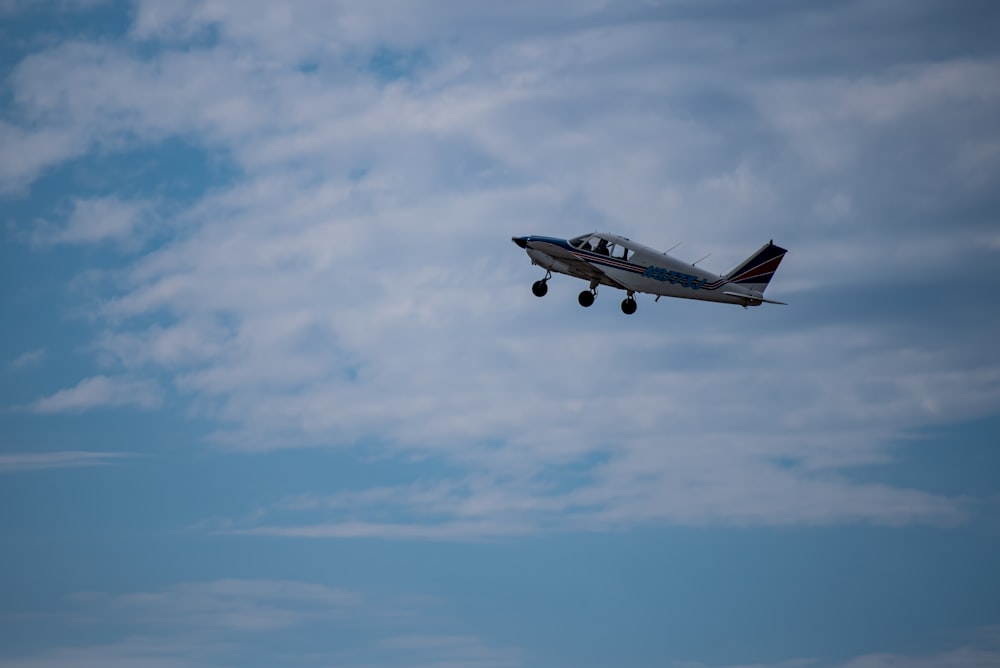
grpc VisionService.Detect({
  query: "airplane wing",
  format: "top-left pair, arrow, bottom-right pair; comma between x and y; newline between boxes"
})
562,252 -> 631,290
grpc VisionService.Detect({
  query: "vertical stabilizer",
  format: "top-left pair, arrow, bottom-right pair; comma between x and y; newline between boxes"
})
723,241 -> 788,294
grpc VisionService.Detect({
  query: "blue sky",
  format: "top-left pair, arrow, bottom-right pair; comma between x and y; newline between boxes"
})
2,1 -> 999,666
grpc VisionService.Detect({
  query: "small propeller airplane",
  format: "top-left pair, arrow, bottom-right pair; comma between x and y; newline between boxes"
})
511,232 -> 788,313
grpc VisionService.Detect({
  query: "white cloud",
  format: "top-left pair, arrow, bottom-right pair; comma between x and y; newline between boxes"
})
675,644 -> 1000,668
34,197 -> 148,245
0,643 -> 205,668
213,454 -> 965,541
0,450 -> 128,473
80,579 -> 362,633
0,0 -> 111,14
673,660 -> 816,668
753,58 -> 1000,187
9,348 -> 46,370
838,648 -> 1000,668
0,121 -> 88,194
0,578 -> 521,668
27,376 -> 161,413
379,634 -> 522,668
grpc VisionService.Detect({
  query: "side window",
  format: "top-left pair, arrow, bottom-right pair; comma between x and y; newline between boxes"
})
620,247 -> 631,261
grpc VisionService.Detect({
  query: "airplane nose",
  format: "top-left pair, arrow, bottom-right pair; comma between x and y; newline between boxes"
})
512,236 -> 528,249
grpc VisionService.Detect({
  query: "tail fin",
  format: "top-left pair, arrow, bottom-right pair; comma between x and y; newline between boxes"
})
723,240 -> 788,294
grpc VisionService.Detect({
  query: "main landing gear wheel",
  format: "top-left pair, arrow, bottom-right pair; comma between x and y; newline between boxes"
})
578,290 -> 596,307
621,296 -> 637,315
531,280 -> 548,297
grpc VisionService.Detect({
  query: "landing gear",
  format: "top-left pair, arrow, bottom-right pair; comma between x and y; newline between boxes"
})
621,295 -> 637,315
578,289 -> 596,307
531,271 -> 552,297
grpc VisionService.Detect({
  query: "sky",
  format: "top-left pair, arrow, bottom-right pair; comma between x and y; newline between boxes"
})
1,1 -> 999,666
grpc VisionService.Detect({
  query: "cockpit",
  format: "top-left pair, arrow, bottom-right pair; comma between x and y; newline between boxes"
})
569,234 -> 631,260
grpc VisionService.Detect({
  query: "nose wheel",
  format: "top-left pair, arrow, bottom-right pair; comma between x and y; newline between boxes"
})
621,295 -> 637,314
531,271 -> 552,297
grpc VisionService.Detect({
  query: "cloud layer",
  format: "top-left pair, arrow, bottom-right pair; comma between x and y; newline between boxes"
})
4,1 -> 999,537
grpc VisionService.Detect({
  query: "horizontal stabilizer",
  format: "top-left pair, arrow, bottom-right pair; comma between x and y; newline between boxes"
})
723,291 -> 787,305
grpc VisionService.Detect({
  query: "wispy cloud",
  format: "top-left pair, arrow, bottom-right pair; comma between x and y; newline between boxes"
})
0,121 -> 87,194
209,463 -> 966,542
674,643 -> 1000,668
0,641 -> 207,668
9,348 -> 46,370
26,376 -> 161,413
0,578 -> 521,668
77,579 -> 363,633
380,634 -> 521,667
673,660 -> 816,668
837,648 -> 1000,668
0,450 -> 129,473
0,0 -> 111,16
33,197 -> 149,246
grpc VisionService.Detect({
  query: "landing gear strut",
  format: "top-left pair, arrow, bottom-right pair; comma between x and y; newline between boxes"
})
531,271 -> 551,297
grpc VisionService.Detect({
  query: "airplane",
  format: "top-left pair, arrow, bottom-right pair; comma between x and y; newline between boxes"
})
511,232 -> 787,314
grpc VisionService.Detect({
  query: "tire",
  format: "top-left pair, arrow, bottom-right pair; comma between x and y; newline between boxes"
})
532,280 -> 548,297
578,290 -> 595,307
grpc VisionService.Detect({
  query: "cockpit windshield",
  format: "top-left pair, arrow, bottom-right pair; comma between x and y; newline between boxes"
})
570,234 -> 630,260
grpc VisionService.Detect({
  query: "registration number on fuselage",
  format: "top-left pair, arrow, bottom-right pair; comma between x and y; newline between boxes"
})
642,266 -> 707,290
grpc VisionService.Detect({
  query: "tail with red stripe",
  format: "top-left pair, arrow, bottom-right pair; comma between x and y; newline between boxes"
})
723,241 -> 788,295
